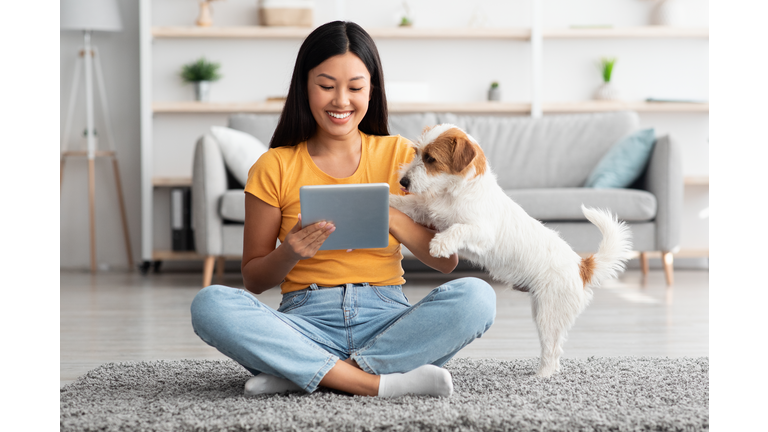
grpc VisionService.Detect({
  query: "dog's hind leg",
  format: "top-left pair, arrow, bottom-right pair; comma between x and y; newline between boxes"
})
531,289 -> 581,377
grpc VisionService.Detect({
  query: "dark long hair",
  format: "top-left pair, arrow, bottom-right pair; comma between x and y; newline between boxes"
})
269,21 -> 389,148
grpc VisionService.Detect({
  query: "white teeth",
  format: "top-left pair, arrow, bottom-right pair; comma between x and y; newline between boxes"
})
327,111 -> 352,119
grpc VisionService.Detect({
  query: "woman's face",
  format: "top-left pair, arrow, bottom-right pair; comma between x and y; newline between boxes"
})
307,52 -> 372,141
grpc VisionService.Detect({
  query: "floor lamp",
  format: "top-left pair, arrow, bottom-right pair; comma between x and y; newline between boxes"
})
61,0 -> 133,273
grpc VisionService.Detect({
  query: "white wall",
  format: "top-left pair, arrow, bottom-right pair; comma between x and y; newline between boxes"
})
60,0 -> 141,270
60,0 -> 709,270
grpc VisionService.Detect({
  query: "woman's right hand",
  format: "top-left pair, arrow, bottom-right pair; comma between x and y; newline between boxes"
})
282,213 -> 336,260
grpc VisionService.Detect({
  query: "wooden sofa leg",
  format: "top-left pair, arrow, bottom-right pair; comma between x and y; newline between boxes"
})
640,252 -> 649,275
662,252 -> 674,286
203,256 -> 216,288
216,256 -> 226,281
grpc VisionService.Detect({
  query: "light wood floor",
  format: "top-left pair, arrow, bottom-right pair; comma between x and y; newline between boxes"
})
60,267 -> 708,387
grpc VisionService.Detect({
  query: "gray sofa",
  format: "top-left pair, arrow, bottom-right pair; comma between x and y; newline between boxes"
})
192,111 -> 682,287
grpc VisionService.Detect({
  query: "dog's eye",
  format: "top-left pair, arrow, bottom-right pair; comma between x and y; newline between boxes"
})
423,153 -> 436,164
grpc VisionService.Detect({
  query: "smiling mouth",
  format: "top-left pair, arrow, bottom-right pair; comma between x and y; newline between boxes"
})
327,111 -> 352,119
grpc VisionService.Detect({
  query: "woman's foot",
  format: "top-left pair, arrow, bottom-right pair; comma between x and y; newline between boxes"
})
244,374 -> 303,396
378,364 -> 453,398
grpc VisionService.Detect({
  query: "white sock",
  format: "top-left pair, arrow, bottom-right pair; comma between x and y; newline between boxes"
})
244,374 -> 303,396
377,365 -> 453,398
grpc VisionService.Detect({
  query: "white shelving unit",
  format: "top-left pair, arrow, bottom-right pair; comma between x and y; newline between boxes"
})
139,0 -> 709,266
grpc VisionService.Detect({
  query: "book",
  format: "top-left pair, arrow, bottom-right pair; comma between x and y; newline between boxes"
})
171,187 -> 195,251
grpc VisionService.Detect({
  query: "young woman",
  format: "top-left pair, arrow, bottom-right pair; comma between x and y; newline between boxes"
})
190,21 -> 496,398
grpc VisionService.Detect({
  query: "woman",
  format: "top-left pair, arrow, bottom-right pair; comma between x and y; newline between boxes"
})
191,21 -> 496,398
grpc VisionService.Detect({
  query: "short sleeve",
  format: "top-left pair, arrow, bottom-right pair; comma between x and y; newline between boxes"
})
244,149 -> 281,208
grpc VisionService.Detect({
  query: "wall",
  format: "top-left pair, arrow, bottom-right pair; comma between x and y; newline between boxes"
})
60,0 -> 141,270
60,0 -> 709,270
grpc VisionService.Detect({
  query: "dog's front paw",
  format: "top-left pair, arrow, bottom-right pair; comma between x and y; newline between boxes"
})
389,194 -> 407,211
429,233 -> 458,258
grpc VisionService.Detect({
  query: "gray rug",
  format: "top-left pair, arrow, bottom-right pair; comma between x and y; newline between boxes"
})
60,357 -> 708,431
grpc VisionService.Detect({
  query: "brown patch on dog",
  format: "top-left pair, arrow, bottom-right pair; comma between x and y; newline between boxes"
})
423,128 -> 487,178
579,255 -> 596,287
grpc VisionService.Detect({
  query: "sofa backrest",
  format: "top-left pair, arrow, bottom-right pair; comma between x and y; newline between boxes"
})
391,111 -> 639,189
229,111 -> 639,189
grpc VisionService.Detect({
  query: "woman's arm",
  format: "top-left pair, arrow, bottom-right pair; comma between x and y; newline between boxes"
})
388,208 -> 458,273
241,193 -> 335,294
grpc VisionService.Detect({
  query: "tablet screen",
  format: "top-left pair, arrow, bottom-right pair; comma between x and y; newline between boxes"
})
300,183 -> 390,251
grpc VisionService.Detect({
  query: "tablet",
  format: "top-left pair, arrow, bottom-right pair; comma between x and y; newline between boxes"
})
300,183 -> 390,251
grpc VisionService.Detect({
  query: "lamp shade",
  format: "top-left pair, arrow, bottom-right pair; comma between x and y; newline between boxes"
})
61,0 -> 123,32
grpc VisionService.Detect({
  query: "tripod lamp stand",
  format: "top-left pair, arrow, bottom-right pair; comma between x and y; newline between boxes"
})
61,0 -> 133,273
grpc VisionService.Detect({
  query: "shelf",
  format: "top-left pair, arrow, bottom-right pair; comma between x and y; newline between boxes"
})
153,176 -> 192,187
153,101 -> 285,113
152,250 -> 241,261
542,101 -> 708,113
684,176 -> 709,186
152,26 -> 530,40
389,102 -> 531,113
152,26 -> 707,40
543,26 -> 708,39
153,100 -> 708,114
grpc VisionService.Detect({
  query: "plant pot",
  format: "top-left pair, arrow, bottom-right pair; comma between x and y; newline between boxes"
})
594,82 -> 620,101
194,81 -> 211,102
488,87 -> 501,101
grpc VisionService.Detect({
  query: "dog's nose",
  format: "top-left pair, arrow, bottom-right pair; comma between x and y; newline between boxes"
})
399,177 -> 410,189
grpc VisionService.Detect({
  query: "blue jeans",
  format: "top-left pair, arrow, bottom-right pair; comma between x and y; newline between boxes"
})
190,277 -> 496,393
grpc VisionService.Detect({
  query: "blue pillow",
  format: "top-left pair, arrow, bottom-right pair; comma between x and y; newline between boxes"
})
585,128 -> 656,188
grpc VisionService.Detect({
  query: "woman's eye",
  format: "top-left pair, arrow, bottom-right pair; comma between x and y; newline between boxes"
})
320,85 -> 333,90
350,87 -> 363,92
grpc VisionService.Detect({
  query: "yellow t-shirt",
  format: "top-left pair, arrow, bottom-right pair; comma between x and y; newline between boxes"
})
245,131 -> 415,294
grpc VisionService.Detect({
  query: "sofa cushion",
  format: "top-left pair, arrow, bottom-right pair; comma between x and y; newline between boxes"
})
228,113 -> 281,146
210,126 -> 269,187
438,112 -> 639,189
506,188 -> 657,222
219,190 -> 246,222
585,128 -> 656,188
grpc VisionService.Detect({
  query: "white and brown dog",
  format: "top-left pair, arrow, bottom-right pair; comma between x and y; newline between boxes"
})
391,124 -> 632,377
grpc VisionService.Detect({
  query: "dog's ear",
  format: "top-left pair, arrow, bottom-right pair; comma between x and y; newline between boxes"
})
451,135 -> 476,173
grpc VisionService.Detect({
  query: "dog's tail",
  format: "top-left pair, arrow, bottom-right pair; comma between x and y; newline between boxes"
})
579,205 -> 633,288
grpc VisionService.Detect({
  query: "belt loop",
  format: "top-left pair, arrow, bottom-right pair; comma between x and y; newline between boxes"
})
309,283 -> 319,291
362,282 -> 370,287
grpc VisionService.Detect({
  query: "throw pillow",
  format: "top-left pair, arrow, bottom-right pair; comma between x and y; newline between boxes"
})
210,126 -> 269,187
585,128 -> 656,188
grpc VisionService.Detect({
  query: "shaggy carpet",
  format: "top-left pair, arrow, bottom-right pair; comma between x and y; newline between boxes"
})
60,357 -> 708,431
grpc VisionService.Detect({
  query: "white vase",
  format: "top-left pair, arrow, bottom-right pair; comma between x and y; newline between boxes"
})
651,0 -> 682,26
594,82 -> 620,101
488,87 -> 501,101
194,81 -> 211,102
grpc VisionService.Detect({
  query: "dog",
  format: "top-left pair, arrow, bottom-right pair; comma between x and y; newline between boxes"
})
390,124 -> 632,377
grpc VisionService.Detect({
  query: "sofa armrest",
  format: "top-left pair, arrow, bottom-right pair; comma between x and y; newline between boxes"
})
192,133 -> 227,256
638,135 -> 683,252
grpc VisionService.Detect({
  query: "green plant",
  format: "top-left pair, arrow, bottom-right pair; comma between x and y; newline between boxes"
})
490,81 -> 499,89
180,57 -> 222,83
598,57 -> 617,83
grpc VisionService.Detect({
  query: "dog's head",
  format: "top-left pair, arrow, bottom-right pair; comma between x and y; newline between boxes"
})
398,124 -> 487,195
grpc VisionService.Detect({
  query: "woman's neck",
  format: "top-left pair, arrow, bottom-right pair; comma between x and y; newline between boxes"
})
307,129 -> 361,157
306,129 -> 363,178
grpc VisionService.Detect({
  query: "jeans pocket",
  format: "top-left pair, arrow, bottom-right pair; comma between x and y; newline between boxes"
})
278,288 -> 311,313
372,285 -> 410,307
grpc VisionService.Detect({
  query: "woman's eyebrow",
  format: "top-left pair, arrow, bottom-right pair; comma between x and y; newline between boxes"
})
316,73 -> 367,81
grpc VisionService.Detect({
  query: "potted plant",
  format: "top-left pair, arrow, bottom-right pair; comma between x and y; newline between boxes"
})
594,57 -> 619,101
180,57 -> 222,102
398,1 -> 413,27
488,81 -> 501,101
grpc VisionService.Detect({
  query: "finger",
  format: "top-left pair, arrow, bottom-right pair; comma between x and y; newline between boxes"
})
289,214 -> 303,233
